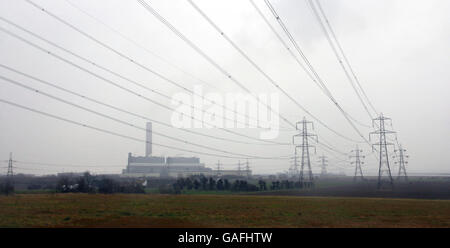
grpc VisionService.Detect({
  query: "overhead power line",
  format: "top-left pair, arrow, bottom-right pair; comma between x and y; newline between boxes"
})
135,0 -> 296,130
0,23 -> 288,146
32,0 -> 352,160
313,0 -> 378,115
22,0 -> 364,157
0,63 -> 287,146
306,0 -> 375,120
185,0 -> 353,156
258,0 -> 372,147
0,74 -> 290,160
138,0 -> 369,147
63,0 -> 221,91
0,15 -> 290,142
0,98 -> 290,160
186,0 -> 364,150
310,136 -> 348,156
250,0 -> 374,131
136,0 -> 365,162
22,0 -> 265,130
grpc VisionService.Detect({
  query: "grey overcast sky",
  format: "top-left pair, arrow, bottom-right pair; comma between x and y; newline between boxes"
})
0,0 -> 449,175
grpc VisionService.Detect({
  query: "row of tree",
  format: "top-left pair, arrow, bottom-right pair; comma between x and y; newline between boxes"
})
170,176 -> 260,193
56,173 -> 145,194
269,180 -> 311,190
1,173 -> 313,195
168,177 -> 314,194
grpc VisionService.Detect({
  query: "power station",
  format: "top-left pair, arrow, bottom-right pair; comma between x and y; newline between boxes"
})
122,122 -> 251,178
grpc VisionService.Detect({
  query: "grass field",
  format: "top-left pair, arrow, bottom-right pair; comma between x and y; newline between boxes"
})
0,193 -> 449,227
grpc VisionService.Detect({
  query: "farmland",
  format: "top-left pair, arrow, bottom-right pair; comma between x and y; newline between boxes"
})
0,193 -> 449,227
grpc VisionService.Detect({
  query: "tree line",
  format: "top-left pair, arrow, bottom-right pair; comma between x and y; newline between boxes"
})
55,172 -> 145,194
165,176 -> 307,194
1,173 -> 312,195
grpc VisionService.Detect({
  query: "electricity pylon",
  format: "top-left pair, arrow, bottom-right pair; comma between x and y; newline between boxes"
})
237,160 -> 241,177
216,160 -> 221,177
370,113 -> 396,189
7,152 -> 14,178
393,144 -> 409,181
293,117 -> 317,187
289,156 -> 299,178
5,152 -> 15,195
245,159 -> 250,179
317,155 -> 328,176
350,146 -> 365,181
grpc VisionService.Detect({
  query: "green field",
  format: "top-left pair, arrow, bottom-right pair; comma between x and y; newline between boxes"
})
0,194 -> 449,227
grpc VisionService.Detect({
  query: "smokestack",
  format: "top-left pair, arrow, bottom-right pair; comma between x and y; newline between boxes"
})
146,122 -> 152,157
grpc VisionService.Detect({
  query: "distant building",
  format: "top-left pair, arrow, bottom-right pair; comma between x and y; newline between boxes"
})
57,172 -> 87,177
122,153 -> 251,178
121,122 -> 251,178
123,153 -> 208,177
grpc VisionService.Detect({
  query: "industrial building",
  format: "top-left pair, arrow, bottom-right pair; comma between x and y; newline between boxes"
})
122,122 -> 251,178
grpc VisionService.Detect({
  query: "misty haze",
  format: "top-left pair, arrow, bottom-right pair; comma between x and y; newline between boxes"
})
0,0 -> 449,229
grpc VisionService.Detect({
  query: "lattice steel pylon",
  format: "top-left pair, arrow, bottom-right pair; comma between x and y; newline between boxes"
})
237,160 -> 242,177
7,152 -> 14,178
370,113 -> 396,189
5,152 -> 15,195
317,154 -> 328,176
216,160 -> 221,177
245,159 -> 251,179
393,144 -> 409,181
350,145 -> 365,181
293,117 -> 317,187
289,155 -> 299,178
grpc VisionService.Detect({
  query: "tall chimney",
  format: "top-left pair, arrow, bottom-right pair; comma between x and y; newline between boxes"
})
145,122 -> 152,157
